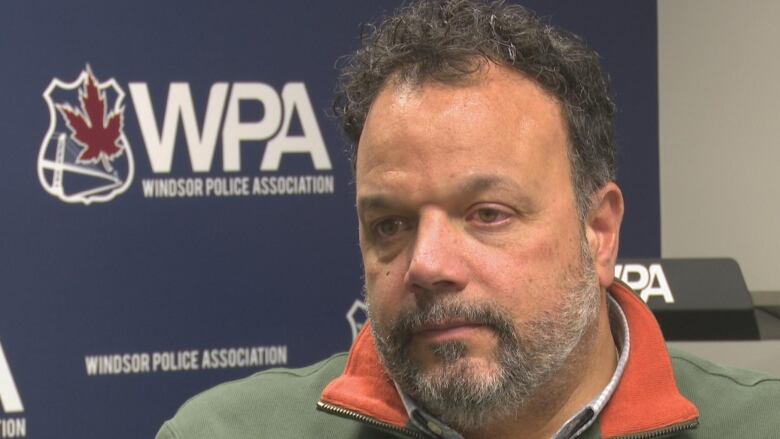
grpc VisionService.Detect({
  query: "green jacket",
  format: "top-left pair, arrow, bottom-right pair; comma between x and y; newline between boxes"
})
157,283 -> 780,438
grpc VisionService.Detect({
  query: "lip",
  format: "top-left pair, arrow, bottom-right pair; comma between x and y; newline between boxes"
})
412,322 -> 485,343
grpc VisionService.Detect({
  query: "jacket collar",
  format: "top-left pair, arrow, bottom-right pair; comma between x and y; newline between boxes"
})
319,282 -> 699,438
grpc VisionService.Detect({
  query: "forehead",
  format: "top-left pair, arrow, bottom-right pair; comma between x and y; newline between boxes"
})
355,64 -> 570,197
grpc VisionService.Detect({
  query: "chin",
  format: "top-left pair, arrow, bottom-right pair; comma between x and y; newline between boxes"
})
421,342 -> 500,378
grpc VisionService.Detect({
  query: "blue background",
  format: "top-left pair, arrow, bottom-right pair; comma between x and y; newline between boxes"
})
0,1 -> 657,437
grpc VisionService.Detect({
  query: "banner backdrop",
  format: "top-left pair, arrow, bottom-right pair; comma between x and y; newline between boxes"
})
0,1 -> 657,437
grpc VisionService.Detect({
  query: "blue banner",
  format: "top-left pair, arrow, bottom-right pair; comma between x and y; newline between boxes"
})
0,1 -> 657,437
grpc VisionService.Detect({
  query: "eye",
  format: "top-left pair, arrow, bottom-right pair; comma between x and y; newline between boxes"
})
373,217 -> 407,238
468,206 -> 512,225
476,208 -> 501,223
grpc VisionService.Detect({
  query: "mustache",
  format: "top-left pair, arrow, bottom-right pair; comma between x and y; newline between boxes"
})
384,300 -> 518,347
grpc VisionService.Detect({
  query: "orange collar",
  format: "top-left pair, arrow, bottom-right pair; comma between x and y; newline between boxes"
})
320,282 -> 699,437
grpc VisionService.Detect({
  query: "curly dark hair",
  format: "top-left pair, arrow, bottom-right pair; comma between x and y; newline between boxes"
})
334,0 -> 617,217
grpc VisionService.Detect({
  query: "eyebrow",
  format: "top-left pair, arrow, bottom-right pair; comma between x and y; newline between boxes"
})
356,195 -> 396,213
356,175 -> 526,214
458,175 -> 521,195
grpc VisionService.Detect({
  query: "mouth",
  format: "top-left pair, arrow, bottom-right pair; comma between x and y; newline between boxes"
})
412,322 -> 487,343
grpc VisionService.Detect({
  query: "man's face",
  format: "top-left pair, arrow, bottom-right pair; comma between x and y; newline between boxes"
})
355,65 -> 601,428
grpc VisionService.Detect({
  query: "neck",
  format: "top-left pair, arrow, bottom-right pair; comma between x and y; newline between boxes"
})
463,293 -> 618,439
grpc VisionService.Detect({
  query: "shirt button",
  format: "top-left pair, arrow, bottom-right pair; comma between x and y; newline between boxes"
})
427,421 -> 443,435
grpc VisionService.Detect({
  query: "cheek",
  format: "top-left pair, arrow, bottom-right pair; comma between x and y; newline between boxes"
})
363,250 -> 402,288
363,258 -> 407,327
468,232 -> 572,316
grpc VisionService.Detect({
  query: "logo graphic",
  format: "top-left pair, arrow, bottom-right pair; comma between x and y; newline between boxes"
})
0,340 -> 22,414
38,66 -> 134,204
346,299 -> 368,341
615,263 -> 675,304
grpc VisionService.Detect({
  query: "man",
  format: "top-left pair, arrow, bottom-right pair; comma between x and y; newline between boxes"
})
157,1 -> 779,438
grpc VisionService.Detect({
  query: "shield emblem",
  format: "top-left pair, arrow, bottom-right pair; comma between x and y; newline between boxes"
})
38,66 -> 134,204
346,299 -> 368,341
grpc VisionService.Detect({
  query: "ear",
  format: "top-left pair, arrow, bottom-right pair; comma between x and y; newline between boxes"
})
585,182 -> 624,289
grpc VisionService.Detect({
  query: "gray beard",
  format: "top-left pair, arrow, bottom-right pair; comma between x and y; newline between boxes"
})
367,243 -> 600,432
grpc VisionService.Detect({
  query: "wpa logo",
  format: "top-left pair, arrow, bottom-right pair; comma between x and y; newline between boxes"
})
0,339 -> 26,438
615,263 -> 675,304
38,66 -> 135,204
0,340 -> 23,414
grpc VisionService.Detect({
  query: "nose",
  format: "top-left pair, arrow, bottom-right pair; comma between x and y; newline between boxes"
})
403,208 -> 468,295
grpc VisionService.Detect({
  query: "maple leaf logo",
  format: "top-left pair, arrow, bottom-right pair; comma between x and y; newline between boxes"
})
56,66 -> 124,172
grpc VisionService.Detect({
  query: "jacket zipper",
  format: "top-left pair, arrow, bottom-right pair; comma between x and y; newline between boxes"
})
317,400 -> 429,439
612,419 -> 699,439
320,399 -> 697,439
